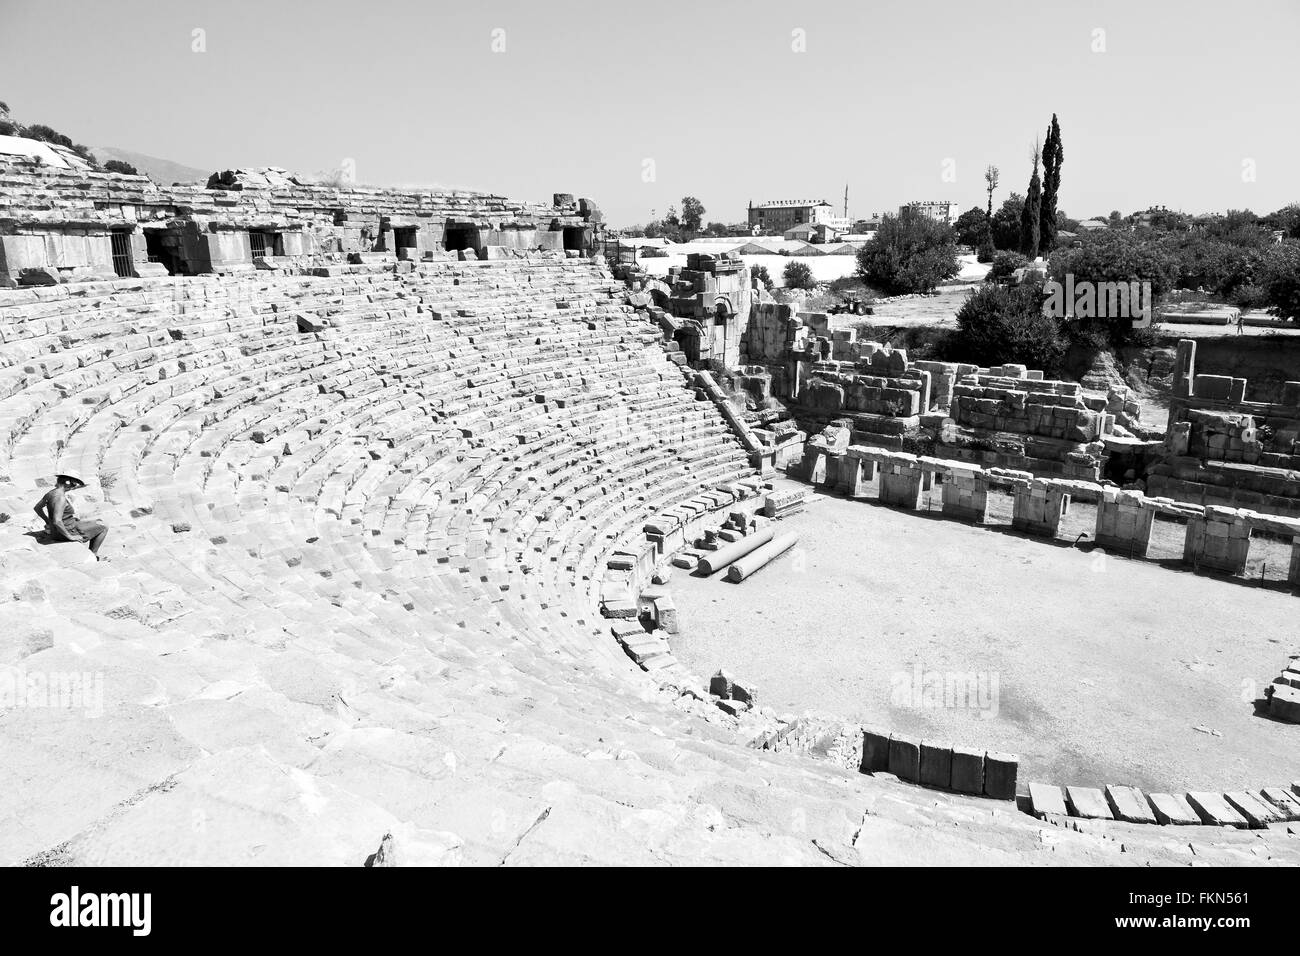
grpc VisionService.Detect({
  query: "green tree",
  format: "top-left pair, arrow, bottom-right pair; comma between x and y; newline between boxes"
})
855,214 -> 959,294
991,193 -> 1024,250
953,206 -> 989,248
750,263 -> 774,291
1019,145 -> 1042,258
782,260 -> 815,290
1039,114 -> 1064,250
1256,242 -> 1300,322
103,159 -> 138,176
951,283 -> 1065,373
1264,204 -> 1300,240
680,196 -> 705,235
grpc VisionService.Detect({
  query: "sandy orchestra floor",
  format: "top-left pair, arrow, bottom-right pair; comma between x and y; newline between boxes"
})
670,486 -> 1300,793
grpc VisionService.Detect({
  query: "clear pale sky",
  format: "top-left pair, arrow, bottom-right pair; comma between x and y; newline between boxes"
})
2,0 -> 1297,226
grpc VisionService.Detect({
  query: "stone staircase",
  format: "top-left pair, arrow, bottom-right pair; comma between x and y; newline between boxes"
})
2,258 -> 1298,866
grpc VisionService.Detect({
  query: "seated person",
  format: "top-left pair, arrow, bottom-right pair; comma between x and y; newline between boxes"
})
33,474 -> 109,561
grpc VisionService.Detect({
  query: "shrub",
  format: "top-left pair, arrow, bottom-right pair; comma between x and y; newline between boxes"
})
782,260 -> 815,290
985,251 -> 1027,283
103,159 -> 139,176
855,214 -> 959,294
950,283 -> 1066,373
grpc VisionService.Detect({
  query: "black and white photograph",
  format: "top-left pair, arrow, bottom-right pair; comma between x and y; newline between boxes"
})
0,0 -> 1297,925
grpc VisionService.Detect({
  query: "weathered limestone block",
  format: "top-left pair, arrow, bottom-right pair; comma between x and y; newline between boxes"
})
1194,374 -> 1233,401
1269,684 -> 1300,723
651,593 -> 678,634
762,489 -> 807,519
918,741 -> 952,789
833,455 -> 869,498
983,752 -> 1018,800
1147,792 -> 1200,825
1105,785 -> 1156,824
1011,478 -> 1069,537
940,464 -> 989,522
1183,505 -> 1251,574
1173,339 -> 1196,398
801,446 -> 828,485
1223,791 -> 1282,828
1094,488 -> 1154,554
1028,782 -> 1068,818
860,727 -> 891,773
1065,786 -> 1113,820
949,747 -> 984,795
876,452 -> 924,510
1186,791 -> 1249,828
887,733 -> 921,783
827,451 -> 858,495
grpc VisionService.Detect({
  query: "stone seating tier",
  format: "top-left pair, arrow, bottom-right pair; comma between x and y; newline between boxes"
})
3,257 -> 1297,866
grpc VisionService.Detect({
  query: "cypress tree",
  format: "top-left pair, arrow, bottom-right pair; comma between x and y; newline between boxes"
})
1020,146 -> 1042,259
1039,114 -> 1064,251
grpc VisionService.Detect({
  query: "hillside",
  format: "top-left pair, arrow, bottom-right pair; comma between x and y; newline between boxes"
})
91,145 -> 210,184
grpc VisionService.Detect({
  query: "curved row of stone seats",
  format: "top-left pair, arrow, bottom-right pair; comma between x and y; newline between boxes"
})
0,161 -> 565,237
1,260 -> 745,640
11,259 -> 1294,864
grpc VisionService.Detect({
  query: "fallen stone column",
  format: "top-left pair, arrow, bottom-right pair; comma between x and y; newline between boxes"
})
1011,478 -> 1069,537
696,526 -> 777,575
1184,505 -> 1251,574
1094,488 -> 1154,554
726,532 -> 799,582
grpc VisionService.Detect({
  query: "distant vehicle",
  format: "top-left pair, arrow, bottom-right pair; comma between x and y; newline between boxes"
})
827,292 -> 874,316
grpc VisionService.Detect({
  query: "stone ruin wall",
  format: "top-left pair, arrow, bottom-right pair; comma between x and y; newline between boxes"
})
1150,338 -> 1300,516
735,302 -> 1300,521
614,251 -> 753,372
0,160 -> 603,287
740,301 -> 1123,482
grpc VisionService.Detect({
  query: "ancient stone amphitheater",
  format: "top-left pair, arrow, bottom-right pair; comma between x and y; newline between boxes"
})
1,159 -> 1297,865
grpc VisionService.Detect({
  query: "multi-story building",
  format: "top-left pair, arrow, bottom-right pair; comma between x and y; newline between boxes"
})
898,200 -> 958,226
747,199 -> 835,233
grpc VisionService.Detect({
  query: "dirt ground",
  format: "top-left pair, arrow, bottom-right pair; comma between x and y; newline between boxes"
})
826,285 -> 976,332
669,481 -> 1300,794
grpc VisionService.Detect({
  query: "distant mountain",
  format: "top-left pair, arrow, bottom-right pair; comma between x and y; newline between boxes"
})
91,146 -> 211,185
